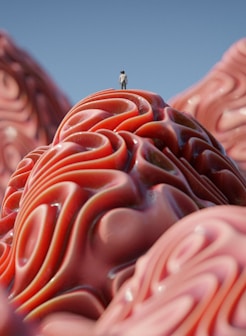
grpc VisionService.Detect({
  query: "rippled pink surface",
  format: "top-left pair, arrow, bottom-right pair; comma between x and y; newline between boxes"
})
0,89 -> 245,335
94,205 -> 246,336
0,31 -> 71,203
170,38 -> 246,175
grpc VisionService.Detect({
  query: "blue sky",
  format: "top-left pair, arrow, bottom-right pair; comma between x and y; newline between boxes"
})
1,0 -> 246,106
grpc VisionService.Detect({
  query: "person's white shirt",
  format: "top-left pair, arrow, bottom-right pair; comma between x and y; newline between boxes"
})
119,73 -> 127,84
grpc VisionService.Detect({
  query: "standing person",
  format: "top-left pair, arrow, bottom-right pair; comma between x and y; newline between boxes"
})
119,70 -> 128,89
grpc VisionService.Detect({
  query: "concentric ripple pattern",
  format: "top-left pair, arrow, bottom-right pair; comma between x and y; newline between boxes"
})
0,30 -> 71,203
94,205 -> 246,336
170,38 -> 246,175
0,89 -> 245,335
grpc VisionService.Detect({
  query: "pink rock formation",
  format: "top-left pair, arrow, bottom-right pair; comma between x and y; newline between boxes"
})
170,38 -> 246,176
94,205 -> 246,336
0,30 -> 71,203
2,205 -> 246,336
0,89 -> 245,335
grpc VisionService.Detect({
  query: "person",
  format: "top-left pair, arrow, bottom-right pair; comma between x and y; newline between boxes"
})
119,70 -> 128,89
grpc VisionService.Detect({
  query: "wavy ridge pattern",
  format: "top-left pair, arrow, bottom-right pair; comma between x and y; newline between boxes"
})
94,205 -> 246,336
0,89 -> 245,336
0,31 -> 71,203
170,38 -> 246,175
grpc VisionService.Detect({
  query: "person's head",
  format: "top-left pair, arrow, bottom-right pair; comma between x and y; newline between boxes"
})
121,70 -> 125,74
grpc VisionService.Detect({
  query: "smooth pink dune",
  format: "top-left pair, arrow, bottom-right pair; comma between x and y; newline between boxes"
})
170,38 -> 246,176
94,205 -> 246,336
0,89 -> 245,335
0,31 -> 71,203
2,205 -> 246,336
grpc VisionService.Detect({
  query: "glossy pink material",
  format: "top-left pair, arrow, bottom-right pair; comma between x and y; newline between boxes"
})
0,31 -> 71,203
170,38 -> 246,176
0,287 -> 33,335
0,89 -> 245,335
94,205 -> 246,336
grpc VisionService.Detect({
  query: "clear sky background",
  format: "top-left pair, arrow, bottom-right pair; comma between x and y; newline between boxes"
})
1,0 -> 246,106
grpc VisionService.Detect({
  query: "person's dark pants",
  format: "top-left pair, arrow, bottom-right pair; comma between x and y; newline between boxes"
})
121,81 -> 126,89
